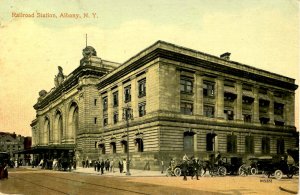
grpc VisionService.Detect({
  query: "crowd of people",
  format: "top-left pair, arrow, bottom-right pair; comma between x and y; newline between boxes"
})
82,158 -> 129,175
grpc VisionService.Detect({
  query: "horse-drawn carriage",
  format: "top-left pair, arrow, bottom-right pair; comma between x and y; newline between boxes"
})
166,159 -> 205,177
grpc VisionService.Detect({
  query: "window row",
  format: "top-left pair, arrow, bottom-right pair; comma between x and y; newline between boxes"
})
95,138 -> 144,154
102,79 -> 146,110
103,103 -> 146,126
184,133 -> 285,154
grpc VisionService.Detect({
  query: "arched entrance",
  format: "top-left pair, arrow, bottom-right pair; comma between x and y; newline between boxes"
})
44,117 -> 50,145
67,102 -> 78,142
54,110 -> 63,144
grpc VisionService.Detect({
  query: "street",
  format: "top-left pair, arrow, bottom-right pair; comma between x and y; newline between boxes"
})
0,168 -> 298,195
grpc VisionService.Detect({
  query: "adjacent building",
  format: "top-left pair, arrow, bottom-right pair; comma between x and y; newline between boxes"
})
31,41 -> 298,170
0,132 -> 31,164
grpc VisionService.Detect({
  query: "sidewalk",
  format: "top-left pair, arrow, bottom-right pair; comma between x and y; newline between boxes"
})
73,167 -> 165,177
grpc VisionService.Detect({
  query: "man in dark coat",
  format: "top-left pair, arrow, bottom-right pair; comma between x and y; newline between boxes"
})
191,158 -> 200,180
100,160 -> 105,175
118,160 -> 123,173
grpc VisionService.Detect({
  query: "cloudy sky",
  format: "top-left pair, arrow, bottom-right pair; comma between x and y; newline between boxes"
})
0,0 -> 299,136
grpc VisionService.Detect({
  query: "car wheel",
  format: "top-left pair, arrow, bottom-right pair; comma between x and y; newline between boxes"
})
174,167 -> 181,177
250,167 -> 258,175
238,165 -> 247,176
274,170 -> 283,180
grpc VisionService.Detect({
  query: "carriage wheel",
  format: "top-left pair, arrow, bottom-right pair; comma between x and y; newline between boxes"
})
209,167 -> 218,177
166,167 -> 172,177
274,170 -> 283,180
174,167 -> 182,177
250,167 -> 258,175
218,166 -> 227,176
238,165 -> 247,176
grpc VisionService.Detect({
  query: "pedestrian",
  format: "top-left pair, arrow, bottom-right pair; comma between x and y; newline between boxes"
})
161,160 -> 165,174
97,160 -> 100,172
94,160 -> 97,171
123,159 -> 127,173
191,158 -> 200,180
100,160 -> 105,175
182,160 -> 188,181
110,159 -> 114,172
105,159 -> 110,171
86,159 -> 89,168
82,160 -> 85,168
118,159 -> 123,173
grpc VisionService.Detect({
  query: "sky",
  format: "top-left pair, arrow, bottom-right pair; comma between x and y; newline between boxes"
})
0,0 -> 299,136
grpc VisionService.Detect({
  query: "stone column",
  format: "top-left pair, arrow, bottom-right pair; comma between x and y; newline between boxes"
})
118,83 -> 124,122
194,73 -> 203,115
268,90 -> 274,125
107,89 -> 113,125
131,76 -> 138,118
252,86 -> 260,123
235,81 -> 243,121
285,93 -> 295,126
216,77 -> 224,119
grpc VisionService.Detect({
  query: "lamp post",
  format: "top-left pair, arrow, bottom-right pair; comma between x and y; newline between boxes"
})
123,105 -> 133,176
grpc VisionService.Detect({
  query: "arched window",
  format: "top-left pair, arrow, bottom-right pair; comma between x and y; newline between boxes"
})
110,142 -> 116,154
262,137 -> 270,154
121,140 -> 128,153
206,133 -> 217,152
227,134 -> 237,153
98,143 -> 105,154
277,138 -> 285,154
135,138 -> 144,152
245,136 -> 254,154
183,131 -> 195,152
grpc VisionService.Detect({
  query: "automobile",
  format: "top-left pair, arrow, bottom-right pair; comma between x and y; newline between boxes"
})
262,153 -> 298,180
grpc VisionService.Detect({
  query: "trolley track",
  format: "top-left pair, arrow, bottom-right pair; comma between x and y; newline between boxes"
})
10,172 -> 150,195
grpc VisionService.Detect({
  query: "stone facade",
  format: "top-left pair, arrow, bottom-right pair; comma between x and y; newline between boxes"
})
0,132 -> 31,164
32,41 -> 298,170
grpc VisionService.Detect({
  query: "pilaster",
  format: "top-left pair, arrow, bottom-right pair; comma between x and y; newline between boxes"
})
194,73 -> 203,115
268,90 -> 274,125
235,81 -> 243,121
216,77 -> 224,119
252,86 -> 259,123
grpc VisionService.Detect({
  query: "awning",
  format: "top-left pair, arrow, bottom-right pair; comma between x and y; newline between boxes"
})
13,144 -> 75,154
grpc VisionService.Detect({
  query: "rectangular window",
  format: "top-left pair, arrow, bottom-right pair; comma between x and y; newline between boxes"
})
138,103 -> 146,117
94,99 -> 97,106
180,102 -> 193,115
124,86 -> 131,103
262,137 -> 270,154
243,114 -> 252,123
274,103 -> 284,115
113,112 -> 118,124
227,134 -> 237,153
180,77 -> 193,94
138,79 -> 146,97
103,117 -> 108,126
203,81 -> 215,97
102,96 -> 108,111
224,110 -> 234,120
113,91 -> 118,107
94,117 -> 97,124
204,105 -> 215,118
245,136 -> 254,154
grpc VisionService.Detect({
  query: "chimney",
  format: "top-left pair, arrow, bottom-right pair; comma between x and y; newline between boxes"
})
220,52 -> 231,60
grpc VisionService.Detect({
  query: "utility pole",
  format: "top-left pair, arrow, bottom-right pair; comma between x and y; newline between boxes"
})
123,105 -> 133,176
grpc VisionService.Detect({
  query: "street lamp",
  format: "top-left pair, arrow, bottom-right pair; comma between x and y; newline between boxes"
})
122,105 -> 133,176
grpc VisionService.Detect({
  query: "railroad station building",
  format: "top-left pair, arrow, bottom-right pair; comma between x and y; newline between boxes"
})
31,41 -> 298,170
